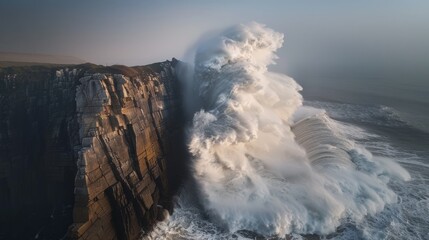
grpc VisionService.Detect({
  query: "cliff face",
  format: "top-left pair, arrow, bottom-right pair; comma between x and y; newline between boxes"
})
0,60 -> 184,240
0,65 -> 80,239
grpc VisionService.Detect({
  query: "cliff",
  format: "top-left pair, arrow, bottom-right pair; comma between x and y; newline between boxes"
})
0,60 -> 186,240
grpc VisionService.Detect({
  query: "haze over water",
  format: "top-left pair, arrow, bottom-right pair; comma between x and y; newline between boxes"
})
145,23 -> 428,240
4,1 -> 427,130
1,1 -> 428,239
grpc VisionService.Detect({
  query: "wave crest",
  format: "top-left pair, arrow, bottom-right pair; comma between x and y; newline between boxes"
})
188,23 -> 408,236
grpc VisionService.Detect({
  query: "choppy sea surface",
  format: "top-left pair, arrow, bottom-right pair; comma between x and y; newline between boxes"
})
144,99 -> 429,240
144,23 -> 429,240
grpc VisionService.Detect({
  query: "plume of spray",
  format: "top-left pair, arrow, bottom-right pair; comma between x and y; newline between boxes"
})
188,22 -> 409,236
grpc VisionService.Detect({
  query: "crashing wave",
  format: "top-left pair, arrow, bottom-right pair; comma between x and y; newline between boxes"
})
188,22 -> 409,236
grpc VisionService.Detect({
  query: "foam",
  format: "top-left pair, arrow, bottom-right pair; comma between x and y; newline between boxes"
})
185,23 -> 410,236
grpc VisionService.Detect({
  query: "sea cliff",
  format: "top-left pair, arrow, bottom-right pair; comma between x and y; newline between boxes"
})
0,60 -> 185,240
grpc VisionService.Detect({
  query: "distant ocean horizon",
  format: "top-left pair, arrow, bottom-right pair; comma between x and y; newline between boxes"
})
296,74 -> 429,134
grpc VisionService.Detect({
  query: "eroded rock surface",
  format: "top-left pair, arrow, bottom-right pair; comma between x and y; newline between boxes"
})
0,60 -> 184,240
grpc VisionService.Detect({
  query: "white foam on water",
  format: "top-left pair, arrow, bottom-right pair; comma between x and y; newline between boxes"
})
143,23 -> 417,239
187,23 -> 409,236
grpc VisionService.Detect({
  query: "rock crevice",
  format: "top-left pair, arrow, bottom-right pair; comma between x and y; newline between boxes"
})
0,60 -> 184,240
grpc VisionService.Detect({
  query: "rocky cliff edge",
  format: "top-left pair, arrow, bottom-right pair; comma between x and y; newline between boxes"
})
0,59 -> 186,240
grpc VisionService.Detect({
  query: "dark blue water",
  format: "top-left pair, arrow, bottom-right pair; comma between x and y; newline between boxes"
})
144,96 -> 429,239
305,99 -> 429,240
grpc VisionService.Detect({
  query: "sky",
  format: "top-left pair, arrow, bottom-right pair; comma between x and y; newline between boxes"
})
0,1 -> 427,62
0,1 -> 428,84
1,0 -> 428,128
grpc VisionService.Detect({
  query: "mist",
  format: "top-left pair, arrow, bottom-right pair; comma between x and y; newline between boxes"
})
144,23 -> 411,238
1,1 -> 428,70
2,0 -> 428,131
2,1 -> 428,112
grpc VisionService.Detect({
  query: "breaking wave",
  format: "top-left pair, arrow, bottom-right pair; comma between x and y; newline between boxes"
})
186,22 -> 409,237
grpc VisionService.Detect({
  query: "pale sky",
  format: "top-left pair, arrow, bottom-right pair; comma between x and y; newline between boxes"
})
1,0 -> 428,81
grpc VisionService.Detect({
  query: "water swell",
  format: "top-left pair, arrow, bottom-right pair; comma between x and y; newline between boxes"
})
305,100 -> 413,128
186,23 -> 410,237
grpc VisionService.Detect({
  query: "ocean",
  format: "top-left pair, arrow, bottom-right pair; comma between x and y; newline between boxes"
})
143,23 -> 429,240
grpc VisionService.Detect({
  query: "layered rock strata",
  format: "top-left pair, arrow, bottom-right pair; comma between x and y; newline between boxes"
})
0,60 -> 183,240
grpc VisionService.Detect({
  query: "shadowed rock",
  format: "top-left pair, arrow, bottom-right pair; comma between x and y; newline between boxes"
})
0,59 -> 187,240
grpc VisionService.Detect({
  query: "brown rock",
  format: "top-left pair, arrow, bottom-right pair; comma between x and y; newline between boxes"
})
0,60 -> 185,240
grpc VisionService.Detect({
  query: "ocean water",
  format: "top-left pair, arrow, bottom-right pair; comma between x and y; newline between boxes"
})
143,23 -> 429,240
144,100 -> 429,240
